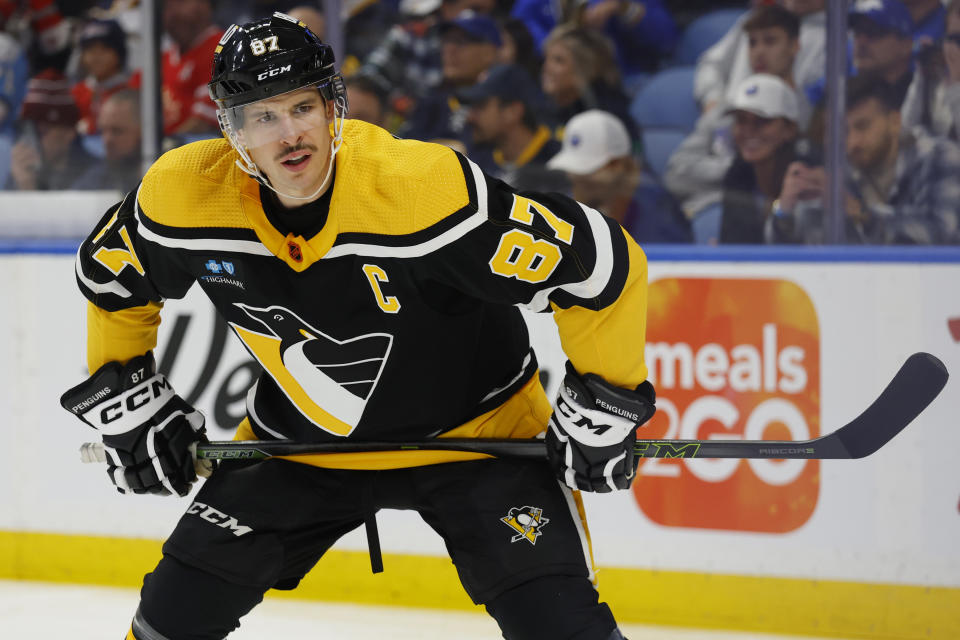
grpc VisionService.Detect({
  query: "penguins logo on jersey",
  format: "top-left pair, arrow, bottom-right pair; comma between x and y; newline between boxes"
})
501,506 -> 550,545
229,303 -> 393,436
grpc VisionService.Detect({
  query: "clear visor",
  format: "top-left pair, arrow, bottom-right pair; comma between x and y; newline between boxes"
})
221,85 -> 330,151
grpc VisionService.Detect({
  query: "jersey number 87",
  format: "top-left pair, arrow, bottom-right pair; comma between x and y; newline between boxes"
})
488,196 -> 574,284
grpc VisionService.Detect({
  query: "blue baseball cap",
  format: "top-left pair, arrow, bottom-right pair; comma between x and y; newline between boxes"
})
439,11 -> 502,46
458,64 -> 541,106
849,0 -> 913,38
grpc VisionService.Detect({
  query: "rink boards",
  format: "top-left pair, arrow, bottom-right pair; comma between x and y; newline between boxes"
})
1,246 -> 959,638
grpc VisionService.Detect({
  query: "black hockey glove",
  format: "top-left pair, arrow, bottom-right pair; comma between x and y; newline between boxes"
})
546,362 -> 656,493
60,352 -> 208,497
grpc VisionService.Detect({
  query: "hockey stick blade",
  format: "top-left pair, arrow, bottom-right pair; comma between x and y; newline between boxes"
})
828,351 -> 948,458
632,351 -> 949,459
79,353 -> 947,464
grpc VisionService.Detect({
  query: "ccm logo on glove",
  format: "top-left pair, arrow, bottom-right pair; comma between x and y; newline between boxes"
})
69,376 -> 175,426
547,362 -> 656,493
71,373 -> 177,434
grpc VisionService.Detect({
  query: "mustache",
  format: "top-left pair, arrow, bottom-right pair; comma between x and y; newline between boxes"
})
275,143 -> 318,161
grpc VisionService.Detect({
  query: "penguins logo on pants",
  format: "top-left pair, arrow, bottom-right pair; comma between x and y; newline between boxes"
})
501,506 -> 550,545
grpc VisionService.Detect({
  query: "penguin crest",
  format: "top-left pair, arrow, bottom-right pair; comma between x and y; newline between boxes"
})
235,303 -> 393,426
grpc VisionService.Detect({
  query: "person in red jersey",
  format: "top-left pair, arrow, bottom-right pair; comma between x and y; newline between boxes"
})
71,19 -> 141,135
161,0 -> 221,135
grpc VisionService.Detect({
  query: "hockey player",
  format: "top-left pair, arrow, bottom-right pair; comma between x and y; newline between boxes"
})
60,12 -> 655,640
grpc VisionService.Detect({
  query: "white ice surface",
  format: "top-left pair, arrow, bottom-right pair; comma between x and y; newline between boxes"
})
0,579 -> 848,639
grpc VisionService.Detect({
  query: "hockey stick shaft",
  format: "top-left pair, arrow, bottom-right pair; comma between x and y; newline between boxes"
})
79,352 -> 948,464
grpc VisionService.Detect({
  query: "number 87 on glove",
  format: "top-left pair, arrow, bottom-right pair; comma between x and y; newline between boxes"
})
546,362 -> 656,493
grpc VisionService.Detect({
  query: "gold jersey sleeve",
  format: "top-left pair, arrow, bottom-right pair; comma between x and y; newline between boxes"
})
551,228 -> 649,389
86,301 -> 162,373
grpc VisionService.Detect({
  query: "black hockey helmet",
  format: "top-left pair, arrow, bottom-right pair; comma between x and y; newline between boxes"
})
208,12 -> 345,110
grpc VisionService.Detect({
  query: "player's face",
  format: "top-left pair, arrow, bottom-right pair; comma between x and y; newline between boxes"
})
747,27 -> 798,78
239,87 -> 335,198
731,111 -> 796,164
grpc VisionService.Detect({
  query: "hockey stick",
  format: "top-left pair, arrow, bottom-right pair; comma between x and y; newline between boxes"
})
80,352 -> 948,465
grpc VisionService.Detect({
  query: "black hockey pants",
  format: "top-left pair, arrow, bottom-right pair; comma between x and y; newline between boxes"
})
130,555 -> 621,640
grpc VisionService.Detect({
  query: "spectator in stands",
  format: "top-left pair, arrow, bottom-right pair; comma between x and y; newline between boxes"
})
666,5 -> 807,221
540,24 -> 638,142
399,10 -> 501,148
770,77 -> 960,245
663,0 -> 752,31
578,0 -> 679,75
0,21 -> 28,187
849,0 -> 916,106
7,70 -> 94,190
695,0 -> 825,114
0,0 -> 71,73
73,89 -> 141,192
904,0 -> 946,44
343,2 -> 401,75
460,63 -> 566,191
161,0 -> 221,136
902,0 -> 960,140
719,74 -> 802,244
360,0 -> 497,121
547,109 -> 691,243
345,72 -> 392,129
498,16 -> 542,84
71,19 -> 141,136
286,5 -> 325,38
805,0 -> 916,109
511,0 -> 679,74
509,0 -> 564,52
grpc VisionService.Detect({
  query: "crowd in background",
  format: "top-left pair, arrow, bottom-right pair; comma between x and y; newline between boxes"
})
1,0 -> 958,245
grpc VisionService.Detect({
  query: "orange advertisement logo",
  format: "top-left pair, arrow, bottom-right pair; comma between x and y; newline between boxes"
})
634,278 -> 820,533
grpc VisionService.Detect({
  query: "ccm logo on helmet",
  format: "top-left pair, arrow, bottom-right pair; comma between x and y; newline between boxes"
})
100,377 -> 172,424
257,64 -> 291,81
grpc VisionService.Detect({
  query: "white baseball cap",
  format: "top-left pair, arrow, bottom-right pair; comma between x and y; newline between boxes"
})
546,110 -> 632,175
726,74 -> 799,124
400,0 -> 442,16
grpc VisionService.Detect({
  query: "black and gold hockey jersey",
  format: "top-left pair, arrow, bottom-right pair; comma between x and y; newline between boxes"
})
75,119 -> 649,469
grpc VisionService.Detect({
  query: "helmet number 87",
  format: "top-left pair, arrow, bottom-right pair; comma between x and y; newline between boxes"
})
250,36 -> 280,56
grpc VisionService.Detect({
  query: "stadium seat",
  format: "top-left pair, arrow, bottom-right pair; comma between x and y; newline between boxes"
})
672,8 -> 747,66
622,72 -> 652,99
629,66 -> 699,133
641,128 -> 687,178
692,201 -> 723,245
